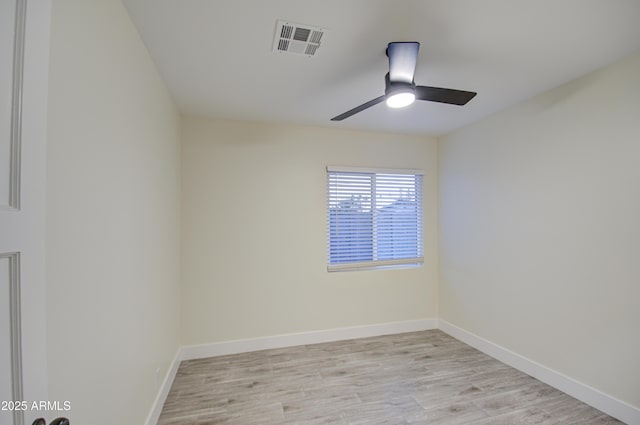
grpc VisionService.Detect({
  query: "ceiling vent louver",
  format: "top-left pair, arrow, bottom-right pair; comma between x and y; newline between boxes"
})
273,20 -> 324,57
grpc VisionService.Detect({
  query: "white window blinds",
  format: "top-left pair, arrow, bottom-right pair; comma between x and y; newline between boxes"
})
327,166 -> 424,271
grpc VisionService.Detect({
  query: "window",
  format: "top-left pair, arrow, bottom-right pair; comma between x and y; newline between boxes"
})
327,166 -> 424,271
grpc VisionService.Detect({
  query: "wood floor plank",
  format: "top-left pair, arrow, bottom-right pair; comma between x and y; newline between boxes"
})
157,330 -> 623,425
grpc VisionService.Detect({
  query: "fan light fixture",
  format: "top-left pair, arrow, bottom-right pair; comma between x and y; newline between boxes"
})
385,80 -> 416,108
386,91 -> 415,108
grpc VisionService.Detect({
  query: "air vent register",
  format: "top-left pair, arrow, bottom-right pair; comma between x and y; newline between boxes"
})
273,20 -> 324,57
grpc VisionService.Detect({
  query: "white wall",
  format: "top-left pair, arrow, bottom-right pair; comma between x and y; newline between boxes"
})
439,52 -> 640,409
46,0 -> 181,423
181,117 -> 439,345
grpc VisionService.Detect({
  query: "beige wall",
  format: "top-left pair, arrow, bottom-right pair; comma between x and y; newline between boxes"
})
439,52 -> 640,408
181,117 -> 439,345
46,0 -> 181,423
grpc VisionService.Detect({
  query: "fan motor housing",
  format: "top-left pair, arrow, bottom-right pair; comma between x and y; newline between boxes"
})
384,73 -> 416,99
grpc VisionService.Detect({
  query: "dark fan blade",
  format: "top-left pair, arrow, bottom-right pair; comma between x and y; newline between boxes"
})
387,42 -> 420,84
416,86 -> 477,105
331,95 -> 385,121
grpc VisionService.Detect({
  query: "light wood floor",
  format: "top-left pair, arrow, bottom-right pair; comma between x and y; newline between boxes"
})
158,330 -> 622,424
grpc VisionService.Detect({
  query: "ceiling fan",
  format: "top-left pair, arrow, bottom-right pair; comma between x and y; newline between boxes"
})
331,42 -> 477,121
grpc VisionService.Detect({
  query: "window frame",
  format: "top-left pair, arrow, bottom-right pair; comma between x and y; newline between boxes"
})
326,166 -> 424,272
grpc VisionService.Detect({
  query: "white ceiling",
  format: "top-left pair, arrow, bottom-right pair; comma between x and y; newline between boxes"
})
123,0 -> 640,136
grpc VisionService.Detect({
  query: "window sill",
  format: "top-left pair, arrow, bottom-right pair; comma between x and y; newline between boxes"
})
327,260 -> 424,273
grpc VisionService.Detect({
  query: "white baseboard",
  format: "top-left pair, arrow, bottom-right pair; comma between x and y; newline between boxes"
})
144,349 -> 181,425
438,320 -> 640,425
180,318 -> 438,361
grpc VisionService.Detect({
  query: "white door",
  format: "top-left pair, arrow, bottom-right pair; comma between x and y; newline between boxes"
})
1,1 -> 51,424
